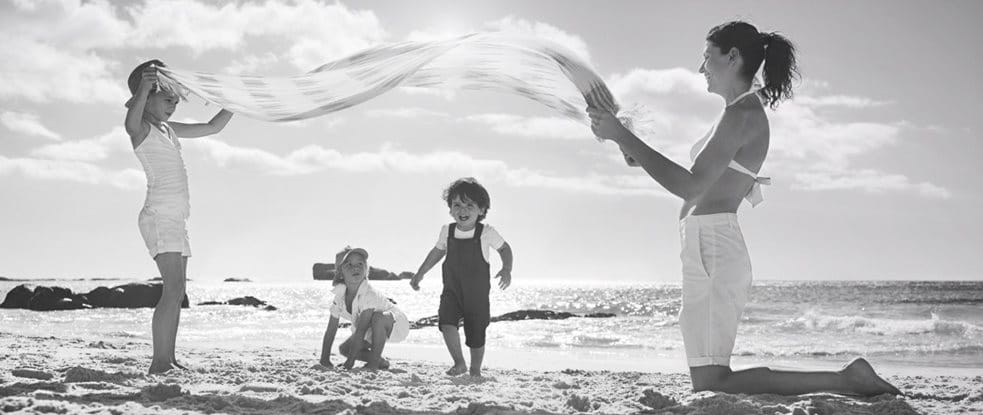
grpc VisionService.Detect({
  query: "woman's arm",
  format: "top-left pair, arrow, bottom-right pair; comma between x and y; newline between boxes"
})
169,109 -> 234,138
589,107 -> 751,202
319,316 -> 340,366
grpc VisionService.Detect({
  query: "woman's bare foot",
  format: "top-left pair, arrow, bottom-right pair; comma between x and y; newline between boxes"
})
841,358 -> 902,396
446,364 -> 468,376
148,361 -> 174,374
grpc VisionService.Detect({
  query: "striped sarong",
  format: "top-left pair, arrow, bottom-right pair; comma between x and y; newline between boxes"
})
156,32 -> 620,125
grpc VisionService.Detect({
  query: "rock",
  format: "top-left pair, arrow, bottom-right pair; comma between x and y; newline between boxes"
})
312,263 -> 335,281
585,312 -> 616,318
491,309 -> 577,322
223,278 -> 252,282
31,286 -> 91,311
410,315 -> 442,329
313,262 -> 413,281
11,369 -> 53,380
227,296 -> 266,307
0,284 -> 34,309
196,296 -> 276,310
84,283 -> 189,309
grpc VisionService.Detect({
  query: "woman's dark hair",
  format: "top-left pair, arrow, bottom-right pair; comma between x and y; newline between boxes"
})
443,177 -> 490,222
706,21 -> 799,109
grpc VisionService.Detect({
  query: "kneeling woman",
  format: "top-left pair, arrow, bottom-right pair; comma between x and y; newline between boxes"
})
320,247 -> 410,370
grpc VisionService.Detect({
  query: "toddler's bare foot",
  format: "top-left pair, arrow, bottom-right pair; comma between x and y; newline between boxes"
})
841,358 -> 902,396
446,364 -> 468,376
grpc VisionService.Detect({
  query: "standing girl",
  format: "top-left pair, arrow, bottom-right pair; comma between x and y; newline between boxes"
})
124,60 -> 233,374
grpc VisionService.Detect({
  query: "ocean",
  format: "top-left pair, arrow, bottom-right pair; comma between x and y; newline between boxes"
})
2,279 -> 981,374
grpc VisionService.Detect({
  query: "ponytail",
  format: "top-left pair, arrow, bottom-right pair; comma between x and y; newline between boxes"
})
759,32 -> 799,109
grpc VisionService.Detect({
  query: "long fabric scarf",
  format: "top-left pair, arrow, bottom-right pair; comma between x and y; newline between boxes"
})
155,32 -> 620,125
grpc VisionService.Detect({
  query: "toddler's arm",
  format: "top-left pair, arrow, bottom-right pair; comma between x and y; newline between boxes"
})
495,241 -> 513,290
169,109 -> 234,138
410,247 -> 446,290
319,316 -> 340,367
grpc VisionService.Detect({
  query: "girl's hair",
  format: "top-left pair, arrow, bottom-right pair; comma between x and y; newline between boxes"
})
442,177 -> 490,222
127,59 -> 166,95
706,21 -> 799,109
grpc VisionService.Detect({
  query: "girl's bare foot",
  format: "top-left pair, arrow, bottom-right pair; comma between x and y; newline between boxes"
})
841,358 -> 902,396
446,364 -> 468,376
148,361 -> 174,374
172,360 -> 188,370
379,358 -> 390,370
469,370 -> 482,378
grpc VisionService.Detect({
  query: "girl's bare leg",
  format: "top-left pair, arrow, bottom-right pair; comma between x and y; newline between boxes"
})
149,252 -> 185,374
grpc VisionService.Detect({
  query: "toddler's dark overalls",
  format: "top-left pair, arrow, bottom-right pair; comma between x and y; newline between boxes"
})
438,223 -> 491,348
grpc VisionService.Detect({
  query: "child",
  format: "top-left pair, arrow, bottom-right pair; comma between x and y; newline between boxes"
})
123,59 -> 234,374
410,177 -> 514,377
320,246 -> 410,370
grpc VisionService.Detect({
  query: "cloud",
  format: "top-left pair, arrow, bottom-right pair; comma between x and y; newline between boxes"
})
0,0 -> 130,103
223,52 -> 281,75
793,167 -> 951,199
365,108 -> 449,119
485,16 -> 591,63
0,111 -> 61,140
0,154 -> 144,190
797,95 -> 892,108
0,35 -> 127,104
31,127 -> 131,161
125,0 -> 388,70
186,139 -> 667,197
463,114 -> 590,140
0,0 -> 388,104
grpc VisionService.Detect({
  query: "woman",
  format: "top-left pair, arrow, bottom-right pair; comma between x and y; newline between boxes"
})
588,21 -> 901,396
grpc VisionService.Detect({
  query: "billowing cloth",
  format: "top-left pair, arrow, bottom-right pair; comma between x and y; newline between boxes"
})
155,32 -> 620,125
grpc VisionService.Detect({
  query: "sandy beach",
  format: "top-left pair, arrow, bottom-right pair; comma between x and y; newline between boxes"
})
1,332 -> 978,414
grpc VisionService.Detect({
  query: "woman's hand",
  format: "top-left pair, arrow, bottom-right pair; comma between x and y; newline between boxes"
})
587,107 -> 628,142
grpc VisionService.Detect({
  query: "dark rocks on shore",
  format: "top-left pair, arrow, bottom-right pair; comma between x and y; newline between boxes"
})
491,310 -> 578,322
409,309 -> 617,329
223,278 -> 252,283
312,263 -> 413,281
197,296 -> 276,311
0,283 -> 189,311
85,283 -> 189,308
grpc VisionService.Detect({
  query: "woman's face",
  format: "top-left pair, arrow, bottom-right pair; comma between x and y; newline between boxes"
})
341,253 -> 367,286
698,41 -> 734,95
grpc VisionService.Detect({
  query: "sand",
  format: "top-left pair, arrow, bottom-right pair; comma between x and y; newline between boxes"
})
1,332 -> 979,414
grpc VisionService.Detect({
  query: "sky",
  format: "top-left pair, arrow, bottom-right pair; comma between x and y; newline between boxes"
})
1,0 -> 981,283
